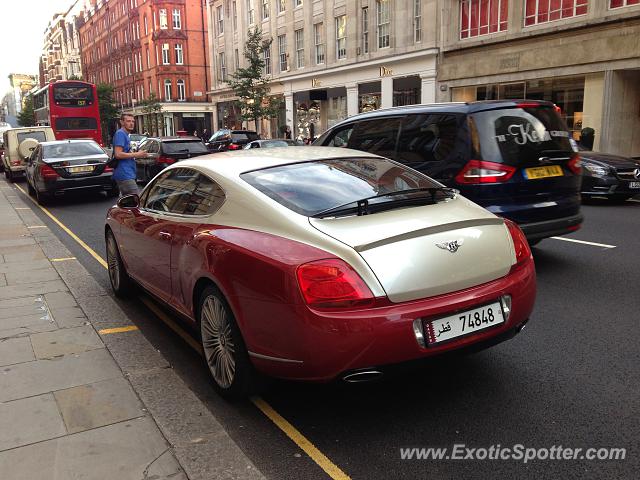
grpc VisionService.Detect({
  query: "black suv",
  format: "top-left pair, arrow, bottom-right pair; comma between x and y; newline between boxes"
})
206,129 -> 260,152
135,136 -> 209,183
314,100 -> 583,243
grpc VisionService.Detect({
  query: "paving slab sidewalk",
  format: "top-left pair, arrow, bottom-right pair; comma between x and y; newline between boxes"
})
0,183 -> 264,480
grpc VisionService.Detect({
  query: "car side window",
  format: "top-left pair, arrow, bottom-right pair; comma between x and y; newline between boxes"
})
323,125 -> 354,147
142,167 -> 200,214
138,140 -> 149,151
147,141 -> 160,154
183,173 -> 226,215
396,114 -> 465,171
346,118 -> 401,158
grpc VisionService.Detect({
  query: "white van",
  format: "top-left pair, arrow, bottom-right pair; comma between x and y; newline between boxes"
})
2,126 -> 56,182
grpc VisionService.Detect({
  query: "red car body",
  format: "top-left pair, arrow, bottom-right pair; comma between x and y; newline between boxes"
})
106,211 -> 536,382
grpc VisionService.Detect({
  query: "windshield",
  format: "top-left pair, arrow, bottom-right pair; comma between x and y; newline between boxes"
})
53,84 -> 94,106
163,141 -> 208,154
241,158 -> 444,217
472,106 -> 574,166
43,142 -> 104,158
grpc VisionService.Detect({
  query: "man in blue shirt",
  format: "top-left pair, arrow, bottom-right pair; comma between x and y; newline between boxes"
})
112,113 -> 147,196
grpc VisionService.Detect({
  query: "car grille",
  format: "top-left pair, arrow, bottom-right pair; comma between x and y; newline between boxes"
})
615,169 -> 640,180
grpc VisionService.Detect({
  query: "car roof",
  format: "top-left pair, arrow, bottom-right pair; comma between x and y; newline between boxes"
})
39,139 -> 99,146
178,146 -> 381,176
330,100 -> 557,125
146,136 -> 203,142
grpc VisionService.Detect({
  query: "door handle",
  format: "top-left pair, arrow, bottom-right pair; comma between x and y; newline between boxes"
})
159,231 -> 172,241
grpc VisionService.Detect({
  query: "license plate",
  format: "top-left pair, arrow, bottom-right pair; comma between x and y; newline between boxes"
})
524,165 -> 563,180
68,165 -> 94,173
630,182 -> 640,189
425,301 -> 505,345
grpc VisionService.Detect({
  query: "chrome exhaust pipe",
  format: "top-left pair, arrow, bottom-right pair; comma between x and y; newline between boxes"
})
342,370 -> 383,383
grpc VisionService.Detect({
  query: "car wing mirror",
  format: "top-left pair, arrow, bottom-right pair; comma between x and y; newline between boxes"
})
117,194 -> 140,209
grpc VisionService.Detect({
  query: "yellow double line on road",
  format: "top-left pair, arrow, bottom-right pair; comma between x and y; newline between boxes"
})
13,183 -> 351,480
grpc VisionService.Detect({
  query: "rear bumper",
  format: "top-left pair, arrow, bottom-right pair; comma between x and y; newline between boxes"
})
247,258 -> 536,382
518,213 -> 583,241
37,174 -> 115,195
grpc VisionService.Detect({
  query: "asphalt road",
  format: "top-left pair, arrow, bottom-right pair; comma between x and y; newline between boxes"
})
11,183 -> 640,480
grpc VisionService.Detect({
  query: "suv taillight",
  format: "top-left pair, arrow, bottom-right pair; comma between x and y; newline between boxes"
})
157,156 -> 176,164
455,160 -> 516,184
504,219 -> 532,268
296,259 -> 374,310
567,154 -> 582,175
39,164 -> 59,180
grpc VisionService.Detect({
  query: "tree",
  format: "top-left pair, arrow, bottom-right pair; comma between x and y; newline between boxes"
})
139,93 -> 163,136
227,28 -> 281,133
97,83 -> 118,145
68,74 -> 82,81
17,95 -> 35,127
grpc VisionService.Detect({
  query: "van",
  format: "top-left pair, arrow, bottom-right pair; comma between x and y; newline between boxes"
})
2,126 -> 56,182
314,100 -> 583,244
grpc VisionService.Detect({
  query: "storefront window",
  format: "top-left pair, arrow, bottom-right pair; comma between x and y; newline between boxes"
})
393,76 -> 421,107
359,82 -> 381,113
327,94 -> 347,129
217,101 -> 242,129
524,0 -> 588,26
295,101 -> 321,142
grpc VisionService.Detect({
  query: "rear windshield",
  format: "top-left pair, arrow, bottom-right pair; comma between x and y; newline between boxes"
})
17,132 -> 47,143
241,158 -> 443,217
471,106 -> 573,165
232,132 -> 259,143
163,141 -> 208,154
43,142 -> 104,159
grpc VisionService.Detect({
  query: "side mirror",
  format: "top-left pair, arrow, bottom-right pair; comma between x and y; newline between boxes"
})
117,194 -> 140,209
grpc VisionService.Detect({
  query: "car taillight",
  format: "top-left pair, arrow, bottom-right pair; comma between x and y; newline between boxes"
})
504,219 -> 532,268
228,144 -> 241,150
455,160 -> 516,184
39,164 -> 59,180
104,165 -> 113,172
567,154 -> 582,175
296,259 -> 374,310
157,156 -> 176,164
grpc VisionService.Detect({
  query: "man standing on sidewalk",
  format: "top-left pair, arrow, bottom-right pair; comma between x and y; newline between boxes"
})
112,113 -> 147,196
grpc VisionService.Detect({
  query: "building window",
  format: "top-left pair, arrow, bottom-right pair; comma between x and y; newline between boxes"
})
159,9 -> 168,29
164,79 -> 172,101
460,0 -> 508,38
295,29 -> 304,68
362,7 -> 369,54
262,0 -> 270,20
172,9 -> 181,29
377,0 -> 390,49
146,47 -> 150,68
278,34 -> 288,72
217,6 -> 224,35
277,0 -> 285,14
233,1 -> 238,30
314,23 -> 324,64
247,0 -> 255,25
235,48 -> 240,70
414,0 -> 421,42
335,15 -> 346,59
610,0 -> 640,6
177,80 -> 185,101
175,44 -> 183,65
162,43 -> 170,64
263,44 -> 272,74
219,52 -> 227,81
524,0 -> 587,26
295,0 -> 303,7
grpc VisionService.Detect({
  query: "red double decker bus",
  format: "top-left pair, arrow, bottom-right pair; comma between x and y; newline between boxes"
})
33,81 -> 102,145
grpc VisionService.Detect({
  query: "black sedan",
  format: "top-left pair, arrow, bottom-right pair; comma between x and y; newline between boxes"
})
25,140 -> 115,205
206,129 -> 259,152
580,150 -> 640,203
135,136 -> 210,183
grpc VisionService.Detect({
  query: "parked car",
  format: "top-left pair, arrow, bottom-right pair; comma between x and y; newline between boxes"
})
25,139 -> 115,205
2,126 -> 56,182
579,149 -> 640,203
243,139 -> 300,149
206,129 -> 259,152
0,139 -> 5,172
314,100 -> 583,245
135,136 -> 210,183
105,147 -> 536,398
129,133 -> 147,151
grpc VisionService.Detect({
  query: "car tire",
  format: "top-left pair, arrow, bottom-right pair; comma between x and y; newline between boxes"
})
34,187 -> 49,206
106,229 -> 133,297
27,179 -> 35,196
198,285 -> 257,399
5,169 -> 13,183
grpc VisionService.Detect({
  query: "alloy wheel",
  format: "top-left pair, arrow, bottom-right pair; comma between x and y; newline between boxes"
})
201,295 -> 236,389
106,234 -> 120,291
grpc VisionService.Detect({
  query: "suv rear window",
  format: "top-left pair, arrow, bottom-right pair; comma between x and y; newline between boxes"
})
17,132 -> 47,143
471,106 -> 574,166
163,141 -> 208,154
241,157 -> 443,217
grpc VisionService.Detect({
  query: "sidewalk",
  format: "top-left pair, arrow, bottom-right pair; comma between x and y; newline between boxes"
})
0,182 -> 264,480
